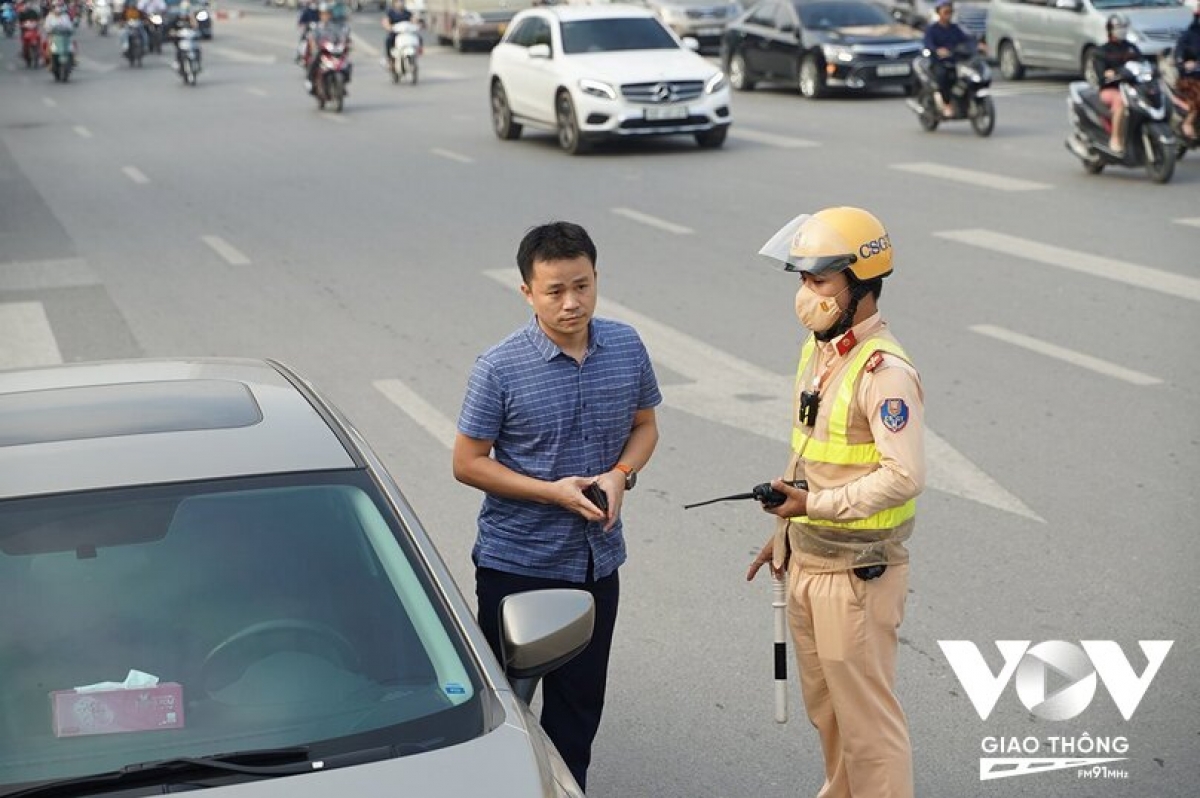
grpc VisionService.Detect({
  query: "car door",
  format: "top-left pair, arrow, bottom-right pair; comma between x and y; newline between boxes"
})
501,15 -> 556,124
740,1 -> 779,76
771,1 -> 803,80
1039,0 -> 1085,71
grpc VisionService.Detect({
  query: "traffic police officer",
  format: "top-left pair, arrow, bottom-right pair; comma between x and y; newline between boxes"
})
747,207 -> 924,798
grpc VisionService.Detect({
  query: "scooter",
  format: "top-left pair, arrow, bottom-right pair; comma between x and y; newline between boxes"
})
1162,51 -> 1200,159
1,3 -> 17,37
21,18 -> 41,67
1065,58 -> 1177,184
46,22 -> 75,82
309,33 -> 351,112
93,0 -> 111,35
907,42 -> 995,137
174,25 -> 200,85
388,20 -> 420,85
123,17 -> 145,65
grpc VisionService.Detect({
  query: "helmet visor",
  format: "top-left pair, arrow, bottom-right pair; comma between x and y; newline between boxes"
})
758,213 -> 858,275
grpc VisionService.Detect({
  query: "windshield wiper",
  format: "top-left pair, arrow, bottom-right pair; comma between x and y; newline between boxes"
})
0,745 -> 394,797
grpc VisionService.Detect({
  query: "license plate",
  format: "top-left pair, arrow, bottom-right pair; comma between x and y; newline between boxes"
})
877,63 -> 911,77
645,105 -> 688,121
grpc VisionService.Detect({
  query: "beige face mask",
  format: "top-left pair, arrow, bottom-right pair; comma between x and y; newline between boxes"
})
794,283 -> 846,332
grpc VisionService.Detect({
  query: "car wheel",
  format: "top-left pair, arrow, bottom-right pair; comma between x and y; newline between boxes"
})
998,40 -> 1024,81
491,81 -> 522,140
556,91 -> 587,155
728,50 -> 754,91
798,54 -> 825,99
695,125 -> 728,149
1082,46 -> 1099,87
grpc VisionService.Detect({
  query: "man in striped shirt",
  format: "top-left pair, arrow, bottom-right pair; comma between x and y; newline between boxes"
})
453,221 -> 661,792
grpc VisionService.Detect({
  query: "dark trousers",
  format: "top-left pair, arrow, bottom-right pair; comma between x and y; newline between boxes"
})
476,564 -> 620,792
932,60 -> 955,105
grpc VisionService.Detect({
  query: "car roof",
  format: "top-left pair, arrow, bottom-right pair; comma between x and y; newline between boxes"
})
521,3 -> 656,23
0,358 -> 357,500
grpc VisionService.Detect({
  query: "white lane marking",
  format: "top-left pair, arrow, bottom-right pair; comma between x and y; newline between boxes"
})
42,97 -> 57,108
1174,217 -> 1200,228
892,163 -> 1051,192
122,166 -> 150,184
0,258 -> 98,291
936,229 -> 1200,302
422,69 -> 465,80
987,83 -> 1069,97
321,113 -> 350,124
0,301 -> 63,369
970,324 -> 1162,386
245,86 -> 269,97
611,207 -> 693,236
482,269 -> 1043,522
73,126 -> 93,139
208,45 -> 277,64
201,235 -> 251,265
351,35 -> 380,58
730,127 -> 819,149
373,379 -> 458,450
431,147 -> 473,164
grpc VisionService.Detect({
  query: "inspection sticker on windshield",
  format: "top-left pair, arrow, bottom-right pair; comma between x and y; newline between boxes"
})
51,683 -> 185,737
443,682 -> 467,696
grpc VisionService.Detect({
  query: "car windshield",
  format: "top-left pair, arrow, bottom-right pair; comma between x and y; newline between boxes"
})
796,1 -> 892,28
561,17 -> 679,54
0,471 -> 484,791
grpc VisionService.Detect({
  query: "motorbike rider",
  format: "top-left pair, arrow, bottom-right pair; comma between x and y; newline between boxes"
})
304,2 -> 350,94
381,0 -> 412,69
1093,14 -> 1143,154
1174,0 -> 1200,139
41,0 -> 70,31
167,1 -> 198,65
119,0 -> 145,55
923,0 -> 978,118
295,0 -> 318,61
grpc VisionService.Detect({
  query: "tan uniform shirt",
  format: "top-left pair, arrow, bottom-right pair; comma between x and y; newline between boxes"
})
775,313 -> 926,572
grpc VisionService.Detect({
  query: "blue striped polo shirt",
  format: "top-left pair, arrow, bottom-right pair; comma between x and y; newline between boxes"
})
458,315 -> 662,583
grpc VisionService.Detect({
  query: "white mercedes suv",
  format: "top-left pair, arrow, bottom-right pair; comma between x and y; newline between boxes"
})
488,3 -> 732,154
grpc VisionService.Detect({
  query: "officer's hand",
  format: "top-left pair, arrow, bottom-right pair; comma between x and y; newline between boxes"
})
761,479 -> 808,519
746,538 -> 783,581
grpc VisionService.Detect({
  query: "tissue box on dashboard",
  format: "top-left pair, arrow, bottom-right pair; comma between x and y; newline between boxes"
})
50,683 -> 185,738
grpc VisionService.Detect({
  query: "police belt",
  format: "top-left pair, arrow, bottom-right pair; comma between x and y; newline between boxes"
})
788,517 -> 914,569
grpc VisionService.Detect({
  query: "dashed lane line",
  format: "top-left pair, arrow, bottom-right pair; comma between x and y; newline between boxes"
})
431,147 -> 473,164
0,301 -> 63,370
970,324 -> 1162,386
1174,217 -> 1200,229
373,379 -> 458,450
936,229 -> 1200,302
122,166 -> 150,184
611,207 -> 693,235
892,162 -> 1052,192
73,126 -> 93,139
730,127 -> 819,149
201,235 -> 251,265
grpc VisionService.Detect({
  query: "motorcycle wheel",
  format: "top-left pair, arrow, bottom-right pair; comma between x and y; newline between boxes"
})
390,58 -> 399,84
332,72 -> 344,113
100,23 -> 107,35
1143,127 -> 1176,184
918,92 -> 939,132
181,59 -> 193,85
405,54 -> 416,85
970,96 -> 995,137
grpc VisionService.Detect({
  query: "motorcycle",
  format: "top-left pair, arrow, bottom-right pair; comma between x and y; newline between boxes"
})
907,42 -> 995,137
93,0 -> 111,34
1065,58 -> 1177,184
123,17 -> 145,65
21,19 -> 41,67
388,20 -> 420,85
47,22 -> 75,82
308,33 -> 351,112
173,25 -> 200,85
1,3 -> 16,37
1162,50 -> 1200,160
146,11 -> 162,52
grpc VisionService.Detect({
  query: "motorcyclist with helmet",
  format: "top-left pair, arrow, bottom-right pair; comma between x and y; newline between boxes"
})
1092,14 -> 1143,154
923,0 -> 980,118
304,2 -> 350,95
1173,0 -> 1200,140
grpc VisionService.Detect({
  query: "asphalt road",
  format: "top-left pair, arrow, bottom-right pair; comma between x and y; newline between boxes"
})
2,3 -> 1198,796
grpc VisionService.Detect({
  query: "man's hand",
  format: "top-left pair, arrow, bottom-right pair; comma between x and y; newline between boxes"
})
936,46 -> 951,58
760,479 -> 808,519
555,475 -> 624,529
746,537 -> 783,581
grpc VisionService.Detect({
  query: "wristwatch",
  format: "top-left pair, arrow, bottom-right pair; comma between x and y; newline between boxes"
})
614,463 -> 637,491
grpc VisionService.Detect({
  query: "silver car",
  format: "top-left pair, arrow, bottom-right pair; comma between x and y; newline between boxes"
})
0,358 -> 591,797
643,0 -> 743,52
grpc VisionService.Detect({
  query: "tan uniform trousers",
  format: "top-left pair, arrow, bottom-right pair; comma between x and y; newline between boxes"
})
788,560 -> 913,798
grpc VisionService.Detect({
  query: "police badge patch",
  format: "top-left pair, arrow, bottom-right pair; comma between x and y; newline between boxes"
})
881,398 -> 909,432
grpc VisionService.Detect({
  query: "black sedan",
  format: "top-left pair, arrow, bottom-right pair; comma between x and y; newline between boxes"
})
720,0 -> 924,98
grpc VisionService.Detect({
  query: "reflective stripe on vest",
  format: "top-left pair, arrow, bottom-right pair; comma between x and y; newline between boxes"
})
791,334 -> 916,530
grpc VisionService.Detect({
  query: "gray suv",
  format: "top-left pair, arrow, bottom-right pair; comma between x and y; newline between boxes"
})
986,0 -> 1192,83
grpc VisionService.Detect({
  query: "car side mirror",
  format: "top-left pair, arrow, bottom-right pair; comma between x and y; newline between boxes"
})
500,589 -> 595,704
528,42 -> 551,58
681,35 -> 700,51
1053,0 -> 1081,11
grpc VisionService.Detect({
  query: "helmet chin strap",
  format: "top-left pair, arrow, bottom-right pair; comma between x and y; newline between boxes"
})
814,282 -> 869,342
